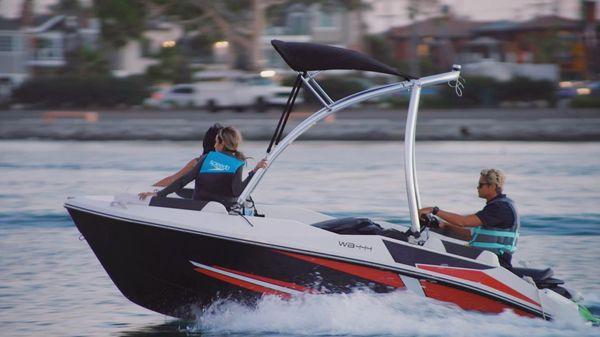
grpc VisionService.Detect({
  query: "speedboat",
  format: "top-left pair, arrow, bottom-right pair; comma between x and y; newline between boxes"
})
65,40 -> 598,323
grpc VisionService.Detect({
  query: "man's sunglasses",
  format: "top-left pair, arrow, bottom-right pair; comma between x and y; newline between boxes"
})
477,182 -> 491,189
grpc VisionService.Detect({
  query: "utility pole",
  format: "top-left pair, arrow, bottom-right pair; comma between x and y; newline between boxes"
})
408,0 -> 420,76
251,0 -> 266,71
407,0 -> 439,76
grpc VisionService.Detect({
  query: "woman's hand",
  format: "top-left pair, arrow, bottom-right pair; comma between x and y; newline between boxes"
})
138,191 -> 157,200
252,159 -> 268,173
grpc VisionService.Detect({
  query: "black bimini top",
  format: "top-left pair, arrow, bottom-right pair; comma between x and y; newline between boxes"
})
272,40 -> 416,80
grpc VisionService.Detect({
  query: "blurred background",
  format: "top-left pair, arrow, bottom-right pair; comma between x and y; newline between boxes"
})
1,2 -> 600,336
0,0 -> 598,121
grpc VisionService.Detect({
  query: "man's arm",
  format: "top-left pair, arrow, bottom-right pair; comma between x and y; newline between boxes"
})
437,210 -> 482,228
420,207 -> 483,241
420,207 -> 482,228
437,219 -> 474,241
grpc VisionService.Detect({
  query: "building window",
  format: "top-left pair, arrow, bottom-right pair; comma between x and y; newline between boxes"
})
417,44 -> 430,57
0,36 -> 13,52
289,12 -> 309,34
318,9 -> 335,28
33,36 -> 64,60
287,4 -> 309,35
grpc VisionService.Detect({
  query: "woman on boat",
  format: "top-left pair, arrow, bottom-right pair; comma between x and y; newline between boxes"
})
139,126 -> 267,208
152,123 -> 224,188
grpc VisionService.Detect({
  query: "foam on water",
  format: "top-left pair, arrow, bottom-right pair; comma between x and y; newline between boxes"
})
190,290 -> 597,337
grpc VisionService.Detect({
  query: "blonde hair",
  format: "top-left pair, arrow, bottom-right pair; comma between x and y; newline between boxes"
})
480,168 -> 505,193
217,126 -> 247,161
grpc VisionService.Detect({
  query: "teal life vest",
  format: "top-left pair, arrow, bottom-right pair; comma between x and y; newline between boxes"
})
469,195 -> 520,255
193,151 -> 244,205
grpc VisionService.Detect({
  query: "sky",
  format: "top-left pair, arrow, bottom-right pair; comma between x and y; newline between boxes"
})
442,0 -> 585,21
0,0 -> 597,24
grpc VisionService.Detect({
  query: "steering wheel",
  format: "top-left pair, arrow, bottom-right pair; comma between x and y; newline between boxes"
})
419,213 -> 440,230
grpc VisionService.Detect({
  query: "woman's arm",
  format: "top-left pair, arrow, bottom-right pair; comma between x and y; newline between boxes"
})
156,161 -> 200,197
152,158 -> 198,187
139,160 -> 201,200
238,159 -> 268,195
232,166 -> 245,197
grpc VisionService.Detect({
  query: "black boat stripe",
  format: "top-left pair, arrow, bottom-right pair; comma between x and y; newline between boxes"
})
65,204 -> 548,318
382,240 -> 491,270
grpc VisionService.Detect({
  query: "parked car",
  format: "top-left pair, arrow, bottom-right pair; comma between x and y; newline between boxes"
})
145,71 -> 299,112
556,80 -> 599,98
145,84 -> 197,109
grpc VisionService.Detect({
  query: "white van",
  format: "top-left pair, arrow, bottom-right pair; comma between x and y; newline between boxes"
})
145,71 -> 297,112
193,70 -> 296,112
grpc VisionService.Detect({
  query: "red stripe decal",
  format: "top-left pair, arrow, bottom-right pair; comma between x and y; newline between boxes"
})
194,267 -> 291,299
417,264 -> 539,307
213,266 -> 319,294
276,250 -> 404,288
420,280 -> 536,318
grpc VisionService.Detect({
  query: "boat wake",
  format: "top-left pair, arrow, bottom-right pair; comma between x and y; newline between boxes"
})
189,290 -> 598,337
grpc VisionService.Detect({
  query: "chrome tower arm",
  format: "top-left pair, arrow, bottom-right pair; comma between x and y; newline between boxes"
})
405,67 -> 461,233
237,66 -> 461,236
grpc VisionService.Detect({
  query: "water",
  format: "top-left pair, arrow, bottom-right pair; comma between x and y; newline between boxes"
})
1,140 -> 599,337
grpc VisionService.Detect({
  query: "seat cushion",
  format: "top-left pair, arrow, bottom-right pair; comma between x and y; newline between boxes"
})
512,267 -> 554,281
312,217 -> 383,235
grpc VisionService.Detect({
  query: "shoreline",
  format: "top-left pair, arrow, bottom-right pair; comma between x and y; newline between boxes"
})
1,108 -> 599,141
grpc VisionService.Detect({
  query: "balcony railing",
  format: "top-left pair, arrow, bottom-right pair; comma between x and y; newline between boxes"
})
27,48 -> 65,66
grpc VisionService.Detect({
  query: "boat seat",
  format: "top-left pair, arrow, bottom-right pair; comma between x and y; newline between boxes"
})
312,217 -> 384,235
175,188 -> 194,199
475,250 -> 500,267
149,196 -> 208,211
537,277 -> 565,287
512,267 -> 554,282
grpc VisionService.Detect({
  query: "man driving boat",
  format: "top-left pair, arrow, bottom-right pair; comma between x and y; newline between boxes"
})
420,169 -> 519,269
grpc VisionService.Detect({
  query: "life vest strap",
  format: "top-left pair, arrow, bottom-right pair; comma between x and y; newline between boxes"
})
469,227 -> 518,253
471,227 -> 519,238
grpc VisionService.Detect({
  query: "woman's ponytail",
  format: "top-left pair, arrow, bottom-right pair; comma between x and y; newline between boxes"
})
219,126 -> 247,162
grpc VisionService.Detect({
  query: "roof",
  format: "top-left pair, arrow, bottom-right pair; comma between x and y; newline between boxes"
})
0,15 -> 63,32
465,36 -> 501,45
473,20 -> 519,33
474,15 -> 583,33
389,17 -> 486,39
518,15 -> 581,30
271,40 -> 415,79
0,17 -> 21,30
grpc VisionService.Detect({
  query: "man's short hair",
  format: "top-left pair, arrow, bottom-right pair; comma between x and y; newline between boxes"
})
480,168 -> 505,193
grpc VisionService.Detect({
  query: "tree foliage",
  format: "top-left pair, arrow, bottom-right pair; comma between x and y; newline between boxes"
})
94,0 -> 148,48
92,0 -> 368,72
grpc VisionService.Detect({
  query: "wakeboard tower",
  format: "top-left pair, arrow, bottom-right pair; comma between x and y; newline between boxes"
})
65,40 -> 599,324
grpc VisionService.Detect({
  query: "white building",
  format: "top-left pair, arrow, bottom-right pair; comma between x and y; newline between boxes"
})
112,21 -> 184,77
0,14 -> 100,100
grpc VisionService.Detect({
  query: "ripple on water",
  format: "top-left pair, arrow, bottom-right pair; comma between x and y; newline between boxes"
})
1,140 -> 598,337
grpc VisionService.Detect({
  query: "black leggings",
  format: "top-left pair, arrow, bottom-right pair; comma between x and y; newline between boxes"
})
498,252 -> 513,269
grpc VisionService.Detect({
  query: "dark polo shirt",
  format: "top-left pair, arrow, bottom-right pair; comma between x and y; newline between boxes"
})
475,194 -> 515,229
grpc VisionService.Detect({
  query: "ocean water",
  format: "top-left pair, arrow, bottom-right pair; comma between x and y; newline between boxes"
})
0,140 -> 599,337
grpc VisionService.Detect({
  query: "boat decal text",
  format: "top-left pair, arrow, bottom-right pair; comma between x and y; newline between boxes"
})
338,241 -> 373,251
